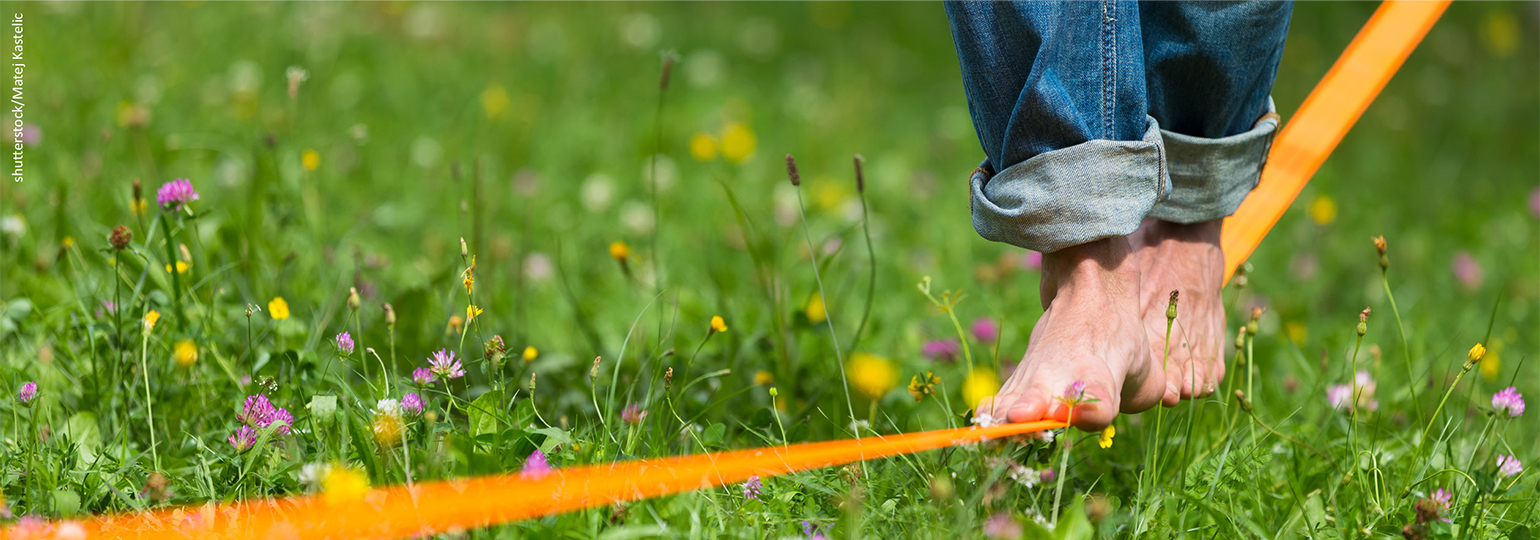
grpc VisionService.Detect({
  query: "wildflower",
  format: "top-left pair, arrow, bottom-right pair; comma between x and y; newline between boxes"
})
228,426 -> 258,453
689,133 -> 718,161
908,372 -> 941,402
522,346 -> 538,363
1099,425 -> 1116,448
1328,371 -> 1378,412
720,123 -> 756,164
522,450 -> 553,480
143,310 -> 161,332
322,466 -> 369,506
983,512 -> 1022,539
1003,462 -> 1039,488
1038,469 -> 1057,483
846,352 -> 897,401
109,225 -> 132,250
1496,454 -> 1523,478
301,149 -> 320,172
156,178 -> 200,211
268,297 -> 290,320
972,411 -> 1002,428
447,314 -> 464,333
710,315 -> 728,333
1467,343 -> 1486,365
1429,488 -> 1451,513
462,255 -> 476,293
921,338 -> 960,362
299,462 -> 331,490
401,393 -> 425,416
609,241 -> 631,262
1492,387 -> 1525,417
334,332 -> 355,356
1308,194 -> 1336,225
18,381 -> 37,405
802,521 -> 829,540
622,403 -> 648,425
1451,252 -> 1483,290
238,394 -> 294,435
412,367 -> 435,386
971,317 -> 999,343
742,475 -> 763,501
466,304 -> 483,324
805,293 -> 827,323
173,340 -> 198,367
962,371 -> 1000,408
383,303 -> 396,327
1061,381 -> 1088,405
428,349 -> 465,380
372,402 -> 404,446
164,261 -> 190,274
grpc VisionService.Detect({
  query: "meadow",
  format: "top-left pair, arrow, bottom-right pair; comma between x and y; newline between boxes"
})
1,2 -> 1537,538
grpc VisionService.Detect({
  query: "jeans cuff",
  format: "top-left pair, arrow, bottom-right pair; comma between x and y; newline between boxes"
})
1147,98 -> 1279,224
969,116 -> 1170,253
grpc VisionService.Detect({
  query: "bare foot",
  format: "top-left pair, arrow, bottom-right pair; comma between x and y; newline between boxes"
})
1128,218 -> 1227,401
977,237 -> 1168,431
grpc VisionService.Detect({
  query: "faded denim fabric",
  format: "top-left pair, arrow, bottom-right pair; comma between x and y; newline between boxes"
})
946,1 -> 1292,253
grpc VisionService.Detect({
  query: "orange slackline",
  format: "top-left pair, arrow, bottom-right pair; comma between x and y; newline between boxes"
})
72,421 -> 1065,539
1221,0 -> 1450,282
6,1 -> 1447,538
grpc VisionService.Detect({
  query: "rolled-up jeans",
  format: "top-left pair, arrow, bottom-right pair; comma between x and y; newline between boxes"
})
945,1 -> 1293,253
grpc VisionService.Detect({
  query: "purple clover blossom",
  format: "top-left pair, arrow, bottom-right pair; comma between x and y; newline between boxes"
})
237,394 -> 293,435
1429,488 -> 1452,512
982,512 -> 1022,539
18,381 -> 38,405
334,332 -> 355,356
1038,469 -> 1056,484
622,403 -> 648,425
1492,387 -> 1525,418
413,367 -> 436,386
521,449 -> 552,480
971,317 -> 999,343
401,393 -> 425,416
156,178 -> 200,211
1496,454 -> 1523,478
801,521 -> 827,540
742,475 -> 763,501
1063,381 -> 1086,402
228,425 -> 258,453
1451,252 -> 1483,291
428,349 -> 465,380
1327,384 -> 1352,410
921,339 -> 961,362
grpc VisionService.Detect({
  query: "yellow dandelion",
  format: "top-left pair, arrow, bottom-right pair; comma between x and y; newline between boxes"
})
164,261 -> 190,274
268,297 -> 290,320
173,340 -> 198,368
372,412 -> 404,447
61,236 -> 75,248
1099,425 -> 1116,449
1308,195 -> 1337,225
466,304 -> 483,324
805,294 -> 827,324
142,310 -> 161,332
710,315 -> 728,333
322,465 -> 370,506
962,371 -> 1000,408
845,352 -> 897,401
754,370 -> 774,385
481,83 -> 510,119
132,198 -> 148,216
907,372 -> 941,402
462,255 -> 476,293
688,133 -> 718,161
522,346 -> 538,363
301,149 -> 320,172
1468,343 -> 1486,364
609,241 -> 631,262
720,123 -> 757,164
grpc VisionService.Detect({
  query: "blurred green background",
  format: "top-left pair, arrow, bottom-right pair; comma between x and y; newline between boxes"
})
2,1 -> 1536,432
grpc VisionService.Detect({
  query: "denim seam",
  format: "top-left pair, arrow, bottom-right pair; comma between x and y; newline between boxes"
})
1099,0 -> 1115,139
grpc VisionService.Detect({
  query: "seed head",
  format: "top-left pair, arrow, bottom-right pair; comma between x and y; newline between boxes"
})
347,287 -> 361,310
382,303 -> 396,326
852,154 -> 865,193
460,237 -> 469,259
529,372 -> 537,393
109,225 -> 132,250
1234,390 -> 1253,413
659,52 -> 675,91
1373,235 -> 1389,271
1357,307 -> 1370,336
590,356 -> 602,379
664,367 -> 673,389
1166,290 -> 1179,321
784,154 -> 801,186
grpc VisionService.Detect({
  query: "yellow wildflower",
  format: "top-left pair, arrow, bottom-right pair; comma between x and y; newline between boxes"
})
1308,195 -> 1337,225
132,199 -> 148,216
301,149 -> 320,172
1099,425 -> 1116,449
1468,343 -> 1486,365
448,315 -> 464,334
522,346 -> 538,363
710,315 -> 728,333
466,304 -> 483,323
907,372 -> 941,402
1285,321 -> 1307,344
689,133 -> 718,161
142,310 -> 161,333
1481,340 -> 1502,381
372,411 -> 403,447
174,340 -> 198,368
962,371 -> 1000,407
845,353 -> 897,401
805,294 -> 827,324
609,241 -> 631,262
462,255 -> 476,293
322,465 -> 370,506
268,297 -> 290,320
720,123 -> 756,164
164,261 -> 190,274
61,236 -> 74,248
754,370 -> 774,385
481,83 -> 510,118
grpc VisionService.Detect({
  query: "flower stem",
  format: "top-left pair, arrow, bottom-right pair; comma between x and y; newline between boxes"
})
140,330 -> 161,472
1051,410 -> 1073,527
157,214 -> 185,331
1381,271 -> 1421,425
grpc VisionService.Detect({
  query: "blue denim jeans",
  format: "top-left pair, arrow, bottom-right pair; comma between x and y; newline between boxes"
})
945,1 -> 1293,253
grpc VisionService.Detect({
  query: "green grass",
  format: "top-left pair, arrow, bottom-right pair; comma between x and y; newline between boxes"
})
1,2 -> 1536,538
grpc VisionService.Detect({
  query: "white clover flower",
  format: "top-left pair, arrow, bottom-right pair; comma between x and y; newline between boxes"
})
972,412 -> 1002,428
375,398 -> 402,417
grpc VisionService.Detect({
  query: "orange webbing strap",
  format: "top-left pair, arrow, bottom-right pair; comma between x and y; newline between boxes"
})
68,421 -> 1064,539
1221,0 -> 1450,282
